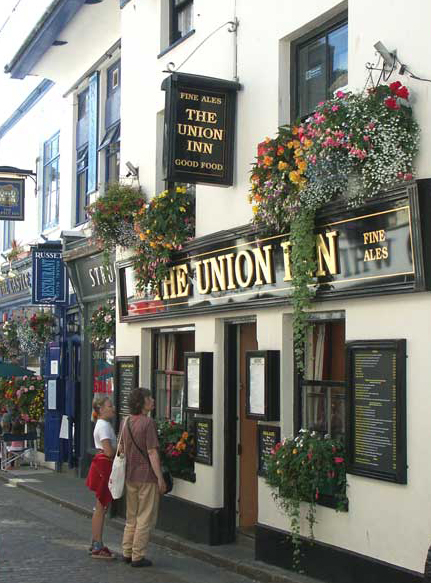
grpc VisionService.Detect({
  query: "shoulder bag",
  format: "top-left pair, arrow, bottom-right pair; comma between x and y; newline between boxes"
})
108,418 -> 127,499
127,417 -> 173,494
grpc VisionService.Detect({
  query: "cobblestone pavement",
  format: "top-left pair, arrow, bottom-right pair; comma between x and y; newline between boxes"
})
0,482 -> 255,583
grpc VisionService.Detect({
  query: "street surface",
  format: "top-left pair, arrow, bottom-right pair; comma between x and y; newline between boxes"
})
0,482 -> 255,583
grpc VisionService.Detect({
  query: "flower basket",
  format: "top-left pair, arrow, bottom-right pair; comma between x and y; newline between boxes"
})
16,312 -> 56,357
156,420 -> 195,481
265,429 -> 347,570
0,375 -> 45,423
87,300 -> 115,349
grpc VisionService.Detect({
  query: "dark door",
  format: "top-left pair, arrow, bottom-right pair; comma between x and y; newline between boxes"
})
238,323 -> 258,531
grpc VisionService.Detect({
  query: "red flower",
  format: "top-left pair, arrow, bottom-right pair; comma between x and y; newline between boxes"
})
396,86 -> 409,99
334,457 -> 344,464
389,81 -> 402,93
384,97 -> 400,110
275,442 -> 282,452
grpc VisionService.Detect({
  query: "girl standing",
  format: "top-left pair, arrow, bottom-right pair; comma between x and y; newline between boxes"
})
86,396 -> 116,559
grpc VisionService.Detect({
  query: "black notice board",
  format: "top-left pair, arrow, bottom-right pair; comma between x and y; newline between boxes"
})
194,418 -> 213,465
115,356 -> 139,421
346,340 -> 407,484
257,425 -> 280,477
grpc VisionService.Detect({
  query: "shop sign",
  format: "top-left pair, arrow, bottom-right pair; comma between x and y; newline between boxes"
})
119,190 -> 425,321
73,252 -> 115,301
162,72 -> 240,186
0,178 -> 25,220
32,244 -> 68,305
0,269 -> 31,300
346,339 -> 407,484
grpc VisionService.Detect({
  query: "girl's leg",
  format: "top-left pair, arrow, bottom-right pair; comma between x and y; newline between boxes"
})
91,499 -> 106,545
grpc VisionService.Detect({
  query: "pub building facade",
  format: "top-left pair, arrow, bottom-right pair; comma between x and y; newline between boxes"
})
4,0 -> 431,581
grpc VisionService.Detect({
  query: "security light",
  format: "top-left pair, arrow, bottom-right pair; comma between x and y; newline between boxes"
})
125,161 -> 139,177
374,41 -> 396,69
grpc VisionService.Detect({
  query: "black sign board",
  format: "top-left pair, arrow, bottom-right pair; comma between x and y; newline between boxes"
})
257,425 -> 281,477
0,177 -> 25,220
346,339 -> 407,483
119,185 -> 427,321
32,243 -> 68,305
74,252 -> 115,302
162,72 -> 240,186
115,356 -> 139,420
184,352 -> 213,414
194,418 -> 213,465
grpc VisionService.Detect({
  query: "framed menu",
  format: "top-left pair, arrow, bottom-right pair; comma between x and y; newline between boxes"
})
346,340 -> 407,483
246,350 -> 280,421
257,425 -> 280,476
194,418 -> 213,465
115,356 -> 139,420
184,352 -> 213,413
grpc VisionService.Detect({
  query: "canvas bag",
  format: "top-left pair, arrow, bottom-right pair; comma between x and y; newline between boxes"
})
108,418 -> 128,499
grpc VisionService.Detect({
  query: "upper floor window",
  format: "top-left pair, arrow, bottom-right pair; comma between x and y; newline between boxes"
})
76,146 -> 88,225
170,0 -> 193,44
300,320 -> 346,438
293,18 -> 347,120
105,60 -> 121,129
42,132 -> 60,230
2,220 -> 15,251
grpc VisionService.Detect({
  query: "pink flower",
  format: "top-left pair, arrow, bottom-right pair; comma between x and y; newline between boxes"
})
368,122 -> 375,130
22,376 -> 28,381
16,389 -> 22,398
363,135 -> 370,141
37,376 -> 42,381
22,414 -> 30,422
29,385 -> 35,391
334,457 -> 344,464
23,387 -> 29,393
331,105 -> 339,112
404,173 -> 413,181
318,101 -> 325,106
336,90 -> 345,98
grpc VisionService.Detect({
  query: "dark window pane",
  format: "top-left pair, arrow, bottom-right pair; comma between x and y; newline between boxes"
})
328,23 -> 348,96
304,387 -> 328,433
178,3 -> 193,36
298,36 -> 326,119
78,91 -> 88,120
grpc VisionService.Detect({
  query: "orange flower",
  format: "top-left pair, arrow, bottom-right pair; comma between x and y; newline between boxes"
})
276,146 -> 285,155
182,431 -> 189,440
263,156 -> 274,166
278,161 -> 288,171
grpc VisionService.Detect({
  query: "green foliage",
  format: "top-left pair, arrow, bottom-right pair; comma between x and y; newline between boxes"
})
265,430 -> 348,570
0,375 -> 45,423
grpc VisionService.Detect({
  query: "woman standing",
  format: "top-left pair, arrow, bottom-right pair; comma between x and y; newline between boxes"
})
86,395 -> 116,559
122,387 -> 166,567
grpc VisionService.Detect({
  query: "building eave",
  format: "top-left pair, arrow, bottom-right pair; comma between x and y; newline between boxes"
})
4,0 -> 87,80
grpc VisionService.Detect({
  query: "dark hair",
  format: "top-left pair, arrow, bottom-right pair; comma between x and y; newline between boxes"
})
128,387 -> 151,415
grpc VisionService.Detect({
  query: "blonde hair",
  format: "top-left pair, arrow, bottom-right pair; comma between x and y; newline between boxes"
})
92,395 -> 111,420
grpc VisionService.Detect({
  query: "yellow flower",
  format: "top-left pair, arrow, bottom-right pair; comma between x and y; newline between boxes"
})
304,138 -> 313,149
146,229 -> 151,234
176,186 -> 187,194
264,136 -> 271,143
292,126 -> 299,135
179,206 -> 186,212
139,233 -> 146,241
297,160 -> 307,173
287,141 -> 294,149
292,448 -> 298,455
150,242 -> 157,248
294,148 -> 303,158
278,161 -> 288,171
263,155 -> 273,166
252,205 -> 259,214
293,140 -> 301,149
289,170 -> 301,184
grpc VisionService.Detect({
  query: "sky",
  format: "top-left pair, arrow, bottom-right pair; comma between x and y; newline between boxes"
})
0,0 -> 53,125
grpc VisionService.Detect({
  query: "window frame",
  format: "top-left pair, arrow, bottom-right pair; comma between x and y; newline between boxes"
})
2,220 -> 15,251
170,0 -> 194,45
294,317 -> 346,437
290,11 -> 348,122
42,132 -> 60,231
75,145 -> 89,226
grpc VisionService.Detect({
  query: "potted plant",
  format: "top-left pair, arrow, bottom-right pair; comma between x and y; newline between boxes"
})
87,299 -> 115,349
156,420 -> 195,481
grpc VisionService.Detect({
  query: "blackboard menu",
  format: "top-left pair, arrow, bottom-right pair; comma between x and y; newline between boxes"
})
115,356 -> 139,421
258,425 -> 280,476
195,418 -> 212,465
346,340 -> 406,483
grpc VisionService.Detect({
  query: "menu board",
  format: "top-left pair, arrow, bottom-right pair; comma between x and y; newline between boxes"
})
195,418 -> 213,465
186,357 -> 200,409
347,340 -> 406,483
249,356 -> 265,415
258,425 -> 280,476
115,356 -> 139,420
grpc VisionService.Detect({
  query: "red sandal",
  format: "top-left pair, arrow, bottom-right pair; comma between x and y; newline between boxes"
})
91,546 -> 115,559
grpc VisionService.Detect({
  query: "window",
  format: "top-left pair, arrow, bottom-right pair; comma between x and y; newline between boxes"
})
42,133 -> 60,230
2,220 -> 15,251
105,60 -> 121,129
293,18 -> 347,120
153,330 -> 195,424
76,146 -> 88,225
300,320 -> 346,437
99,123 -> 120,184
170,0 -> 193,44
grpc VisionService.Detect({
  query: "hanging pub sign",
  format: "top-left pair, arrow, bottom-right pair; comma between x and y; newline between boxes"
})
32,242 -> 68,305
162,72 -> 240,186
0,177 -> 24,220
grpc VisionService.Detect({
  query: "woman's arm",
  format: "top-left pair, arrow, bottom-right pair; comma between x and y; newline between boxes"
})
148,448 -> 167,494
100,438 -> 115,459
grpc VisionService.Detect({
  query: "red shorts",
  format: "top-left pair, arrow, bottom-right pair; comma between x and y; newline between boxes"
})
86,453 -> 113,508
